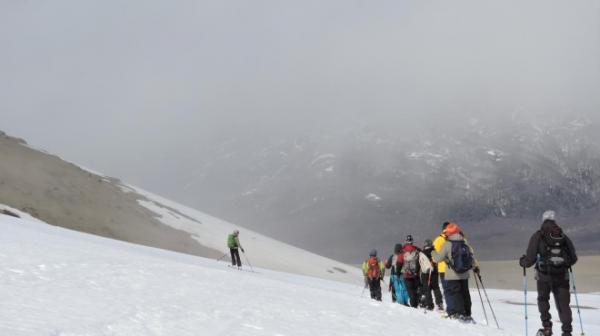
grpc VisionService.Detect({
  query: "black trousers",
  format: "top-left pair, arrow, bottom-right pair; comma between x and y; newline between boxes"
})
230,248 -> 242,267
421,271 -> 443,309
537,275 -> 572,334
405,277 -> 420,308
368,278 -> 382,301
447,279 -> 472,317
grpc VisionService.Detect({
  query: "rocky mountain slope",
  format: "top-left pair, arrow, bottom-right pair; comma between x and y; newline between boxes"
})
169,115 -> 600,261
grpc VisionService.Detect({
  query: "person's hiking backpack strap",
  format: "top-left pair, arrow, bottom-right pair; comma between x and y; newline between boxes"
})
449,240 -> 474,274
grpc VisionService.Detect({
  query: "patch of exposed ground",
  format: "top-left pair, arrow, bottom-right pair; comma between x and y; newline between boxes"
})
478,256 -> 600,293
0,132 -> 221,259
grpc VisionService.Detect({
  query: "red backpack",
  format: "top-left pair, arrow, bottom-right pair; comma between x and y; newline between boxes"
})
367,256 -> 381,279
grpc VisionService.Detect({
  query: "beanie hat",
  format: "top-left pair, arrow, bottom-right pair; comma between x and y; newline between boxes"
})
445,223 -> 460,236
542,210 -> 556,222
423,239 -> 433,248
405,235 -> 414,244
369,249 -> 377,257
442,221 -> 450,230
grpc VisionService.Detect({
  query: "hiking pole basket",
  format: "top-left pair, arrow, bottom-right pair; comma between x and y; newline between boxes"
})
477,274 -> 500,329
523,267 -> 528,336
569,267 -> 585,336
474,271 -> 489,326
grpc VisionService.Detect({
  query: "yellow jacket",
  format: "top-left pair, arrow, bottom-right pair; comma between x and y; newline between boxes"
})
433,234 -> 447,273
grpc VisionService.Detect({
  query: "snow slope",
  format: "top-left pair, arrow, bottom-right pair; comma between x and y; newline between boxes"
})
128,186 -> 363,283
2,214 -> 598,336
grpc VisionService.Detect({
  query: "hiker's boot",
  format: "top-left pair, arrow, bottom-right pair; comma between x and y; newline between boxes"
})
448,313 -> 461,320
536,327 -> 552,336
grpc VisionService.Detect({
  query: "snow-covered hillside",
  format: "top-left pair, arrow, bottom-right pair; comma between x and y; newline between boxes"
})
128,186 -> 363,283
2,213 -> 598,336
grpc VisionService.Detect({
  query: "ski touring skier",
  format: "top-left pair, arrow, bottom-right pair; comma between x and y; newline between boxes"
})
520,210 -> 578,336
385,244 -> 409,306
385,243 -> 402,303
432,223 -> 480,323
386,243 -> 410,305
227,230 -> 245,269
362,249 -> 386,301
396,235 -> 424,308
421,239 -> 444,311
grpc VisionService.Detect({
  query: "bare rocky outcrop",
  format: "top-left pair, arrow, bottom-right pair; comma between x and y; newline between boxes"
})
0,131 -> 221,258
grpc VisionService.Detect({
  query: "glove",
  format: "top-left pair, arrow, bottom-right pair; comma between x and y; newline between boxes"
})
241,248 -> 245,253
519,255 -> 527,268
473,266 -> 480,275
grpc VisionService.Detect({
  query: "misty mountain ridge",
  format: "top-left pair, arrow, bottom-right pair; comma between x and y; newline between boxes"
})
173,114 -> 600,261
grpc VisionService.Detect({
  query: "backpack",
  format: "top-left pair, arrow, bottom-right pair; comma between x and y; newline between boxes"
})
390,254 -> 402,276
401,250 -> 419,278
449,241 -> 473,274
538,225 -> 569,275
367,256 -> 381,280
227,234 -> 238,249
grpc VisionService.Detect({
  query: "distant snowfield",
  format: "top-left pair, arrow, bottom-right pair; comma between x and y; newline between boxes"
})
129,186 -> 363,284
2,214 -> 598,336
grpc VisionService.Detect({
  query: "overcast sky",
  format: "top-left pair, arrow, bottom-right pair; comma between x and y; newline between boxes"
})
2,0 -> 599,191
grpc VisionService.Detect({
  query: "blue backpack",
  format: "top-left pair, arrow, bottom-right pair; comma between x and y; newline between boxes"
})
449,241 -> 473,274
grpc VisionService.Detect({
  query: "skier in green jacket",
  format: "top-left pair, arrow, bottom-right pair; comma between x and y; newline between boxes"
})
227,230 -> 244,268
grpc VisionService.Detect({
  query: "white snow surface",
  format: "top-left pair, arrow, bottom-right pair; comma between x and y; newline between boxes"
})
2,214 -> 598,336
129,186 -> 364,284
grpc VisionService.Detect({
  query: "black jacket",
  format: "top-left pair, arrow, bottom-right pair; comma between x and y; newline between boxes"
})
520,220 -> 577,279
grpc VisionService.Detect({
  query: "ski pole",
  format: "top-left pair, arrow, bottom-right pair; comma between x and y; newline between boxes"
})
569,267 -> 585,336
242,252 -> 255,273
477,274 -> 500,329
523,267 -> 528,336
216,253 -> 228,262
428,269 -> 432,286
474,272 -> 489,326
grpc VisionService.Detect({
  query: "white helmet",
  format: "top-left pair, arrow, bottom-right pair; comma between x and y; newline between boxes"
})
542,210 -> 556,222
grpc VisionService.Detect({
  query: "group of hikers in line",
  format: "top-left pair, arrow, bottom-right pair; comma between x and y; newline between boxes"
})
361,210 -> 579,336
225,210 -> 579,336
361,222 -> 478,322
